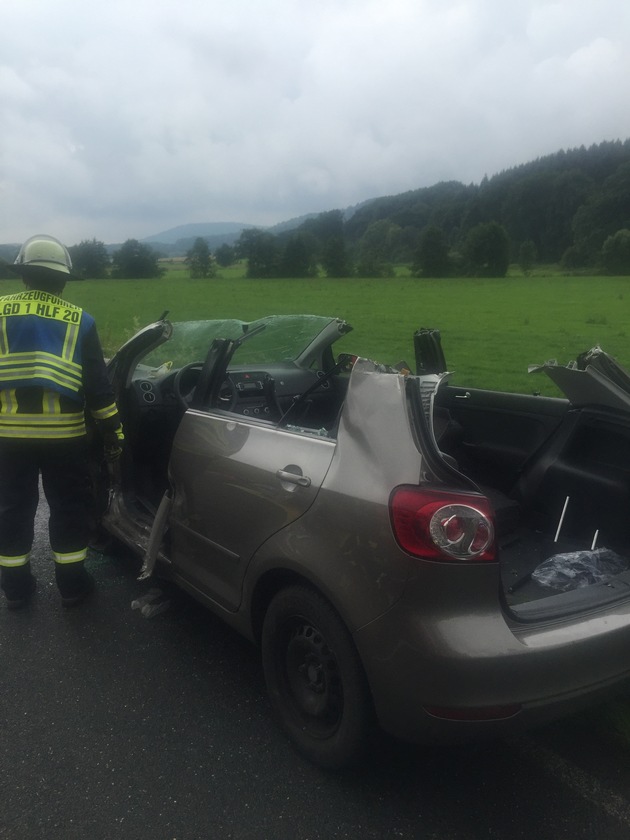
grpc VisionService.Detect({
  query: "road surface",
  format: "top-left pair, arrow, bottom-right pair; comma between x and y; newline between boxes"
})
2,503 -> 630,839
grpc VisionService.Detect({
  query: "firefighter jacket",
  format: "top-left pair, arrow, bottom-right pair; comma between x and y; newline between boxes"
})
0,289 -> 121,440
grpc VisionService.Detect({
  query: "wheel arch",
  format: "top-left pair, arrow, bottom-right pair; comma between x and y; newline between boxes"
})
249,567 -> 346,645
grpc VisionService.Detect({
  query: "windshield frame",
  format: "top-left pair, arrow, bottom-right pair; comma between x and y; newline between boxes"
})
140,314 -> 349,371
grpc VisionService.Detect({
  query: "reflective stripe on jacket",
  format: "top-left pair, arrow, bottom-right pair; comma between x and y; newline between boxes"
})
0,290 -> 89,399
0,290 -> 121,440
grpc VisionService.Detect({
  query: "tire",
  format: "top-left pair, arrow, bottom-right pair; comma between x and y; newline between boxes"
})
261,585 -> 373,769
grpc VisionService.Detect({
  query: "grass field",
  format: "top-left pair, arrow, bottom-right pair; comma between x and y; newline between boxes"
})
4,263 -> 629,394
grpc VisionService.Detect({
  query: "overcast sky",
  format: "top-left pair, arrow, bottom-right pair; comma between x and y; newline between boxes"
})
2,0 -> 630,245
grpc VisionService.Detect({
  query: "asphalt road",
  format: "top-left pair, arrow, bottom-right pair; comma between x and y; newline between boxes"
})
3,504 -> 630,839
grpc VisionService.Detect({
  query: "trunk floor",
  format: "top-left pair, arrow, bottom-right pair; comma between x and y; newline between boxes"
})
499,528 -> 628,606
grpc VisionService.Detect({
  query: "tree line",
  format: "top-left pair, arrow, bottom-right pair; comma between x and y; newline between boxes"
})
186,138 -> 630,279
242,138 -> 630,278
340,139 -> 630,276
1,139 -> 629,280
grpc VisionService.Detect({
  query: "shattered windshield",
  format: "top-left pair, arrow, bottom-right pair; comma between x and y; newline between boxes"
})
141,314 -> 338,369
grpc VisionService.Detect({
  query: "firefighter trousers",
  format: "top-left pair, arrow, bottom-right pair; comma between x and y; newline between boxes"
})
0,438 -> 91,595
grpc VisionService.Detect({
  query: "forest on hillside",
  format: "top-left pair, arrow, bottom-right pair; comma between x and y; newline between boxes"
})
349,139 -> 630,262
234,139 -> 630,280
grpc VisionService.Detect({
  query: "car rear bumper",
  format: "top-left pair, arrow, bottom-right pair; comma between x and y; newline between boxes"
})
354,596 -> 630,744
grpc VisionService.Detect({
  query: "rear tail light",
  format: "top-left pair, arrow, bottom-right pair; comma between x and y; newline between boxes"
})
390,486 -> 496,562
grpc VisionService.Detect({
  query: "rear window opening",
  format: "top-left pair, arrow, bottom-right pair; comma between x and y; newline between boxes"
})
408,362 -> 630,619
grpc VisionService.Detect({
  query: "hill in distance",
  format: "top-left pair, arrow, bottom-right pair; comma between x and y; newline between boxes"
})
140,215 -> 325,257
139,209 -> 364,256
142,221 -> 255,245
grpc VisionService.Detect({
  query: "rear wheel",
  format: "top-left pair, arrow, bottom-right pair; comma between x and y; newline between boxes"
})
261,585 -> 373,769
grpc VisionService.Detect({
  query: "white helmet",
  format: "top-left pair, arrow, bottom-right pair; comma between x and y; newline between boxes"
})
13,234 -> 74,277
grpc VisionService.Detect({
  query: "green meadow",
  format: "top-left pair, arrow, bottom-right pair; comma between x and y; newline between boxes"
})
5,263 -> 629,395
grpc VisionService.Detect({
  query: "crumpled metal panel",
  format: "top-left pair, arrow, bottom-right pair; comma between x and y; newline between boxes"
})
529,346 -> 630,411
324,358 -> 423,501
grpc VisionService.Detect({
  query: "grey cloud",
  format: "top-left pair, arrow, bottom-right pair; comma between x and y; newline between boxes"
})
1,0 -> 630,244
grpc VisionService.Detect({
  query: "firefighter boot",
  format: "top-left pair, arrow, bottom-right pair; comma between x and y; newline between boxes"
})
55,561 -> 95,608
1,562 -> 37,609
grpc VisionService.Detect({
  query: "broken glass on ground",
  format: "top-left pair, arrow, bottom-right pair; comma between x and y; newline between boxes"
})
131,587 -> 172,618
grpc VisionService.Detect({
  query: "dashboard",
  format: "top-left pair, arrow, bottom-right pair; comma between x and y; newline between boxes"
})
129,362 -> 341,426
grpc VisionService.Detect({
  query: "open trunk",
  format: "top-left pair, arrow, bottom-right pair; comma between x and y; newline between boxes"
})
416,335 -> 630,620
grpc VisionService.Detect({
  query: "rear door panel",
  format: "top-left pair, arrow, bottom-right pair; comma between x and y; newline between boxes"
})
437,386 -> 569,491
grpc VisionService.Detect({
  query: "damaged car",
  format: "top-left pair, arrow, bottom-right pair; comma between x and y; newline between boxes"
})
95,314 -> 630,768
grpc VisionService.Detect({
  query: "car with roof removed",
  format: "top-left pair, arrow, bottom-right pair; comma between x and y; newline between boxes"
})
95,314 -> 630,767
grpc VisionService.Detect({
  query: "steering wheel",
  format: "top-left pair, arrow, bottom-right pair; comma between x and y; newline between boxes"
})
173,362 -> 239,412
173,361 -> 204,411
214,374 -> 238,411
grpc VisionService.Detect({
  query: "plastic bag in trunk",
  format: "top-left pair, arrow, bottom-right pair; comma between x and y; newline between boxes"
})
531,547 -> 628,591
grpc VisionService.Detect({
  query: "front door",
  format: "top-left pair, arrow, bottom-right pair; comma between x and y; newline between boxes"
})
167,411 -> 336,611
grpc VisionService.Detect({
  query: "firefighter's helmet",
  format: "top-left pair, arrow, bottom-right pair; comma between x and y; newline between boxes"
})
13,234 -> 76,279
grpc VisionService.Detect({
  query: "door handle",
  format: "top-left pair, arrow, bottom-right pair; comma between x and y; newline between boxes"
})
455,391 -> 471,399
276,469 -> 311,487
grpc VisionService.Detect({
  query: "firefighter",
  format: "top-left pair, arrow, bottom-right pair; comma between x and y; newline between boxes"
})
0,234 -> 123,609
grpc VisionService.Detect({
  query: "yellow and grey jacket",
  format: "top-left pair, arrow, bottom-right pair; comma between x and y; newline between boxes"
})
0,290 -> 121,440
